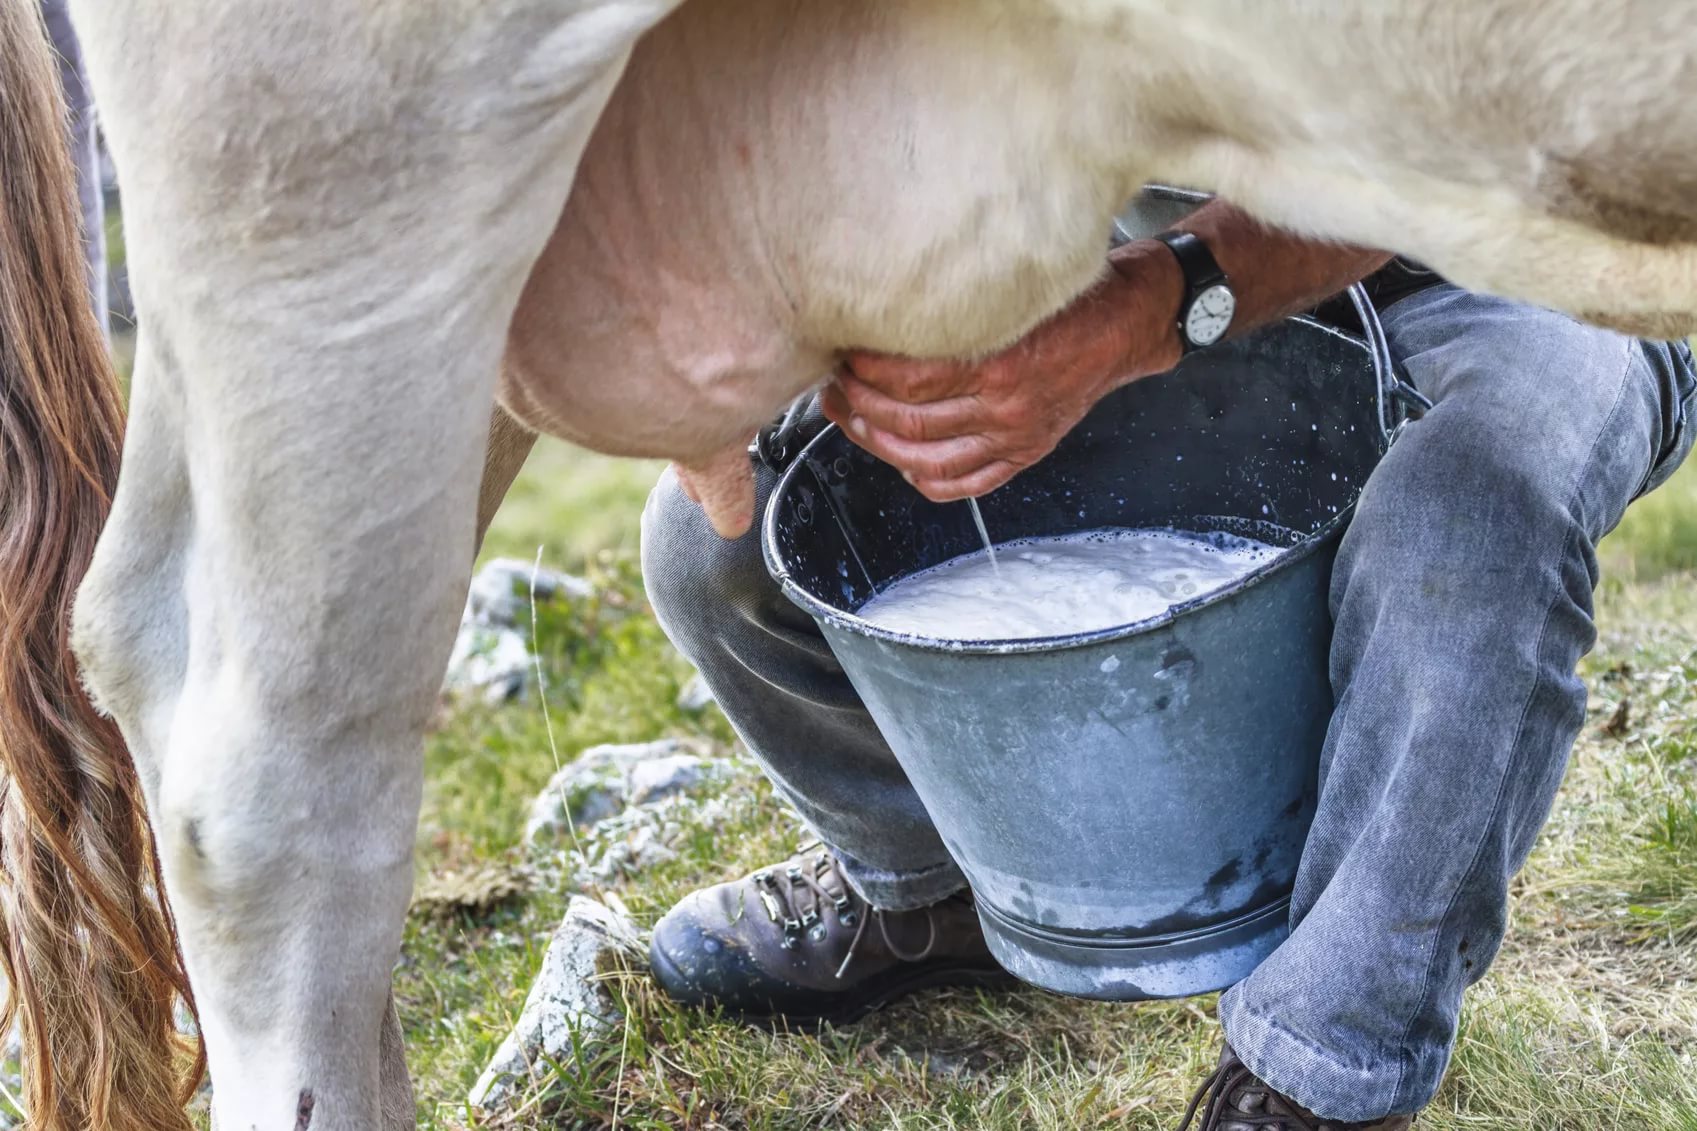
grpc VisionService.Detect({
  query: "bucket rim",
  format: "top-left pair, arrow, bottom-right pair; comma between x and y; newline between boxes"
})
761,428 -> 1360,658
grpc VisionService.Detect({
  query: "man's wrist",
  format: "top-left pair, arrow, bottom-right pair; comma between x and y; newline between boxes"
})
1103,239 -> 1186,383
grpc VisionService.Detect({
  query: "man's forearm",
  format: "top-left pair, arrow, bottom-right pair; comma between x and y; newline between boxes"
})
1099,199 -> 1394,384
826,198 -> 1396,501
1178,200 -> 1393,332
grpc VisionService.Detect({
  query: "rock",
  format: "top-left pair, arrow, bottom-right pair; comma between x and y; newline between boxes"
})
524,739 -> 718,845
444,627 -> 534,704
567,797 -> 706,884
675,672 -> 716,714
443,559 -> 592,703
466,558 -> 594,629
626,753 -> 711,807
468,896 -> 643,1113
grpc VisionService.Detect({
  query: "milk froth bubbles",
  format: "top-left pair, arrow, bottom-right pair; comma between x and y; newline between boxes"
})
856,528 -> 1278,641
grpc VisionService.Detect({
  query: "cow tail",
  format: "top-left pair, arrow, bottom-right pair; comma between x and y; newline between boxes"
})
0,3 -> 201,1128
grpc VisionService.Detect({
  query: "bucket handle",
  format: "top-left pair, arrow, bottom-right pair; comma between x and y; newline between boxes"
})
1347,282 -> 1432,446
1137,183 -> 1430,447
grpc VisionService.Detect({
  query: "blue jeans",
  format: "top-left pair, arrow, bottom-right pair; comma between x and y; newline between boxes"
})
640,286 -> 1697,1121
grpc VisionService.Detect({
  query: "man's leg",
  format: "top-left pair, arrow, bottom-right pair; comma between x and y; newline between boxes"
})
641,435 -> 965,909
642,422 -> 1010,1021
1215,286 -> 1696,1122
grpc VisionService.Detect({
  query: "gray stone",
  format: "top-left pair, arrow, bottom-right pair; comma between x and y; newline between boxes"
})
468,896 -> 643,1112
443,559 -> 593,703
626,753 -> 712,807
569,795 -> 737,885
675,672 -> 716,714
524,739 -> 718,845
466,558 -> 593,629
443,626 -> 534,704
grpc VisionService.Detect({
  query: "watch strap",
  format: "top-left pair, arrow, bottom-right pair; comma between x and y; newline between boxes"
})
1154,230 -> 1226,290
1154,230 -> 1230,353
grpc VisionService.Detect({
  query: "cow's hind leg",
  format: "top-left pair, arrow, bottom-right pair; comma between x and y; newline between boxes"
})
68,3 -> 680,1127
477,406 -> 541,551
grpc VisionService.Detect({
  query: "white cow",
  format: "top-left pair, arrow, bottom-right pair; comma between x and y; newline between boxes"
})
0,0 -> 1692,1127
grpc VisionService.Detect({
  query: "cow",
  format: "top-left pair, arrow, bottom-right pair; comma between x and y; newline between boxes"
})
0,0 -> 1693,1127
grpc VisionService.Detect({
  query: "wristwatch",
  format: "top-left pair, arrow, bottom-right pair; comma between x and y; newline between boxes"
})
1154,231 -> 1235,353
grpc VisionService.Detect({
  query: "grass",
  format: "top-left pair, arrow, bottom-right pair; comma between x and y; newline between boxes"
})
387,442 -> 1697,1130
478,440 -> 665,572
1601,458 -> 1697,581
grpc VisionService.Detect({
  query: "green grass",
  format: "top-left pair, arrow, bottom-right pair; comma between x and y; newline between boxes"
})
477,440 -> 665,573
388,445 -> 1697,1130
1601,459 -> 1697,581
1628,788 -> 1697,938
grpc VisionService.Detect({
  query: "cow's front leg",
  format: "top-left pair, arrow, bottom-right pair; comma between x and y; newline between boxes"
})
75,320 -> 565,1131
71,303 -> 511,1130
66,4 -> 683,1127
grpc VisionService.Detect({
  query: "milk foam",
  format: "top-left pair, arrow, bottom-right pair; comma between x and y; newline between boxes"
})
857,528 -> 1280,641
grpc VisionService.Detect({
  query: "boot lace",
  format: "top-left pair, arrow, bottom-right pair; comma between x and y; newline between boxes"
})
750,848 -> 940,979
1178,1053 -> 1322,1131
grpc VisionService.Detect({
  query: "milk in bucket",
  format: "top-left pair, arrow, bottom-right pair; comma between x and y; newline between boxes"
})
859,528 -> 1280,641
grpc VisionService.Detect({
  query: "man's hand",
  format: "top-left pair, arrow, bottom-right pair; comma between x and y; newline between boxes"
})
823,242 -> 1185,501
821,203 -> 1392,504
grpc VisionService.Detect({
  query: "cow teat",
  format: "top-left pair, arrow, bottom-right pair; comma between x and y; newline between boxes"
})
675,444 -> 758,539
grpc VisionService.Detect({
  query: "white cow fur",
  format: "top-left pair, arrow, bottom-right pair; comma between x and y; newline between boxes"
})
60,0 -> 1697,1127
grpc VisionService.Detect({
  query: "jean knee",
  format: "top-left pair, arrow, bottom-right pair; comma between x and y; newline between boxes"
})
640,465 -> 769,657
1358,409 -> 1573,548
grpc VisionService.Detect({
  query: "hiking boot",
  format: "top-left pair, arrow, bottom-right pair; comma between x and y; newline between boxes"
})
1179,1046 -> 1416,1130
649,846 -> 1014,1025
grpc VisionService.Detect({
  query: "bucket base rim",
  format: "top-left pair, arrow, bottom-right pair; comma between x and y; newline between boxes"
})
977,897 -> 1291,1001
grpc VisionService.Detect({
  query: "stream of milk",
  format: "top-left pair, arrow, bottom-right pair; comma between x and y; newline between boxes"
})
967,498 -> 1000,575
857,528 -> 1280,640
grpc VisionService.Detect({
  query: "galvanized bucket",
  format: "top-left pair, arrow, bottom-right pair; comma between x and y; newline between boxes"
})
762,304 -> 1405,1000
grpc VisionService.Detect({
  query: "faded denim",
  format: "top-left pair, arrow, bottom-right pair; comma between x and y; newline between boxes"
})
640,285 -> 1696,1120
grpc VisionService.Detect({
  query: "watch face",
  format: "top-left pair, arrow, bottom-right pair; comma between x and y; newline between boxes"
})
1185,284 -> 1236,346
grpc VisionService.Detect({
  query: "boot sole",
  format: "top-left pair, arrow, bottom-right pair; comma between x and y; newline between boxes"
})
649,941 -> 1019,1030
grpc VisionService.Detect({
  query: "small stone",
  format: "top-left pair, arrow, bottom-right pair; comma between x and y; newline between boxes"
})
443,626 -> 533,704
568,796 -> 729,884
523,739 -> 713,845
626,753 -> 712,807
442,559 -> 593,703
609,822 -> 675,873
675,672 -> 716,714
466,558 -> 593,630
468,896 -> 643,1112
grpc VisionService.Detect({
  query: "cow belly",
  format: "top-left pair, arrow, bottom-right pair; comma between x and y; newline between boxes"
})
501,0 -> 1149,465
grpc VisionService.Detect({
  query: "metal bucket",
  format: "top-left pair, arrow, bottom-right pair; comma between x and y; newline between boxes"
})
762,308 -> 1403,1000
